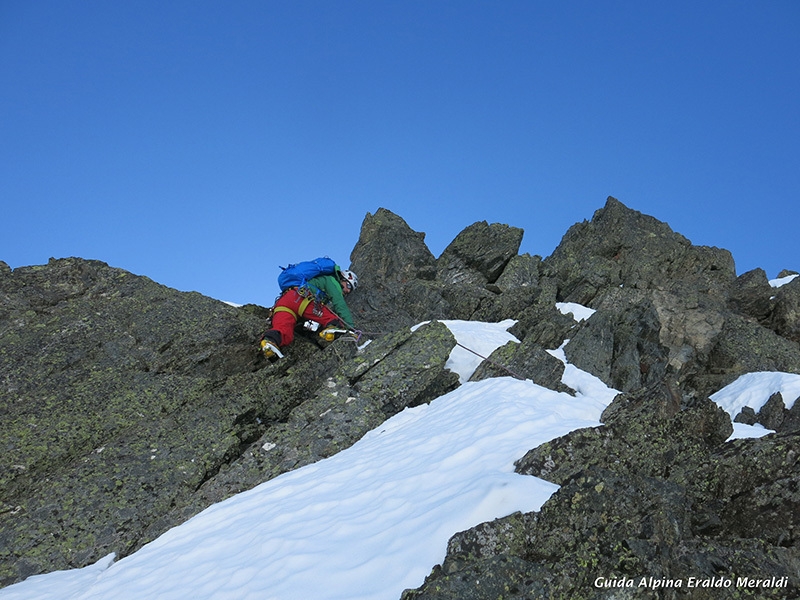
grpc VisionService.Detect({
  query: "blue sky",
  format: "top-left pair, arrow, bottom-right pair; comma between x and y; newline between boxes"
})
2,2 -> 798,305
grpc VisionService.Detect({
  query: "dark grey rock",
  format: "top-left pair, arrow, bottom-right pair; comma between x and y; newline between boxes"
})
436,221 -> 523,286
506,279 -> 575,349
438,281 -> 494,321
759,392 -> 788,431
407,463 -> 799,599
346,321 -> 460,415
770,275 -> 800,344
514,381 -> 732,485
728,268 -> 773,322
786,396 -> 800,432
734,391 -> 800,433
492,253 -> 541,292
146,321 -> 459,532
347,208 -> 447,333
470,339 -> 573,394
471,284 -> 542,324
563,290 -> 669,393
684,313 -> 800,401
0,258 -> 280,585
351,208 -> 438,284
543,197 -> 736,306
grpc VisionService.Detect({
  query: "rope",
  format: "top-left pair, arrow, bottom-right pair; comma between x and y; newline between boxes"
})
454,341 -> 526,381
304,298 -> 525,381
352,328 -> 526,381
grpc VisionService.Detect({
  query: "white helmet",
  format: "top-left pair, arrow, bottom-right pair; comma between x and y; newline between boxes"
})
340,269 -> 358,290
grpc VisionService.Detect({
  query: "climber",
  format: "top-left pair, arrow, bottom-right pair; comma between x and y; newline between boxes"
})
260,262 -> 359,360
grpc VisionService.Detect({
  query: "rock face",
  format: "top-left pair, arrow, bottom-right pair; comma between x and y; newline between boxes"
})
0,257 -> 458,585
2,196 -> 800,596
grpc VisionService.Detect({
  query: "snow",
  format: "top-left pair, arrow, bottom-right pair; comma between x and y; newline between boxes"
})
710,371 -> 800,440
412,318 -> 519,382
729,422 -> 774,440
710,371 -> 800,414
769,273 -> 799,288
1,314 -> 792,600
556,302 -> 596,322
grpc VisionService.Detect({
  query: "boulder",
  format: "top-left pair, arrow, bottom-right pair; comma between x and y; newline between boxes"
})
734,391 -> 800,433
436,221 -> 523,286
506,278 -> 575,350
492,253 -> 541,292
770,275 -> 800,344
347,209 -> 446,333
728,268 -> 773,322
563,289 -> 670,393
470,339 -> 573,394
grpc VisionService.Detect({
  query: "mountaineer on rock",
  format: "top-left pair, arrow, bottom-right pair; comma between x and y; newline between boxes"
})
260,257 -> 359,360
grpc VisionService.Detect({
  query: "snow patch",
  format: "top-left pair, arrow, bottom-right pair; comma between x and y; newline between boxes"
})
769,273 -> 799,288
728,422 -> 775,441
710,371 -> 800,416
0,554 -> 116,600
412,319 -> 519,383
556,302 -> 596,322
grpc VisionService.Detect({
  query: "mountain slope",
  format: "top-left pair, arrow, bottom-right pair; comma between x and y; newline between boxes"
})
1,197 -> 799,598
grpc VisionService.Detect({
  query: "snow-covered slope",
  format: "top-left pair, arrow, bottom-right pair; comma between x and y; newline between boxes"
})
1,318 -> 789,600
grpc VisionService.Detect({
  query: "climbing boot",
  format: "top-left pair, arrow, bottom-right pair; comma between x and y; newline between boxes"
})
260,339 -> 284,360
318,327 -> 351,343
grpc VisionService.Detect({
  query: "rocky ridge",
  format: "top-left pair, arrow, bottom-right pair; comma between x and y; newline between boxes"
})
1,197 -> 799,598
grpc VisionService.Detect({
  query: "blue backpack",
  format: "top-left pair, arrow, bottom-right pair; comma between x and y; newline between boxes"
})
277,257 -> 337,292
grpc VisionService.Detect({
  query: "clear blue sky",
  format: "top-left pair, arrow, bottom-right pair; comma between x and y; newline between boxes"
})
2,2 -> 798,305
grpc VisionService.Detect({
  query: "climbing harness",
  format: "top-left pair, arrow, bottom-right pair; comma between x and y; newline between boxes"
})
271,286 -> 322,323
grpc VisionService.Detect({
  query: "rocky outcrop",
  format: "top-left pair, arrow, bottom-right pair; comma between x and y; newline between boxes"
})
0,259 -> 271,583
145,321 -> 459,535
348,208 -> 445,333
470,339 -> 573,394
3,197 -> 800,595
530,197 -> 800,406
735,391 -> 800,433
347,210 -> 527,332
399,198 -> 800,599
728,268 -> 774,322
543,197 -> 737,306
435,221 -> 524,320
437,220 -> 523,287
